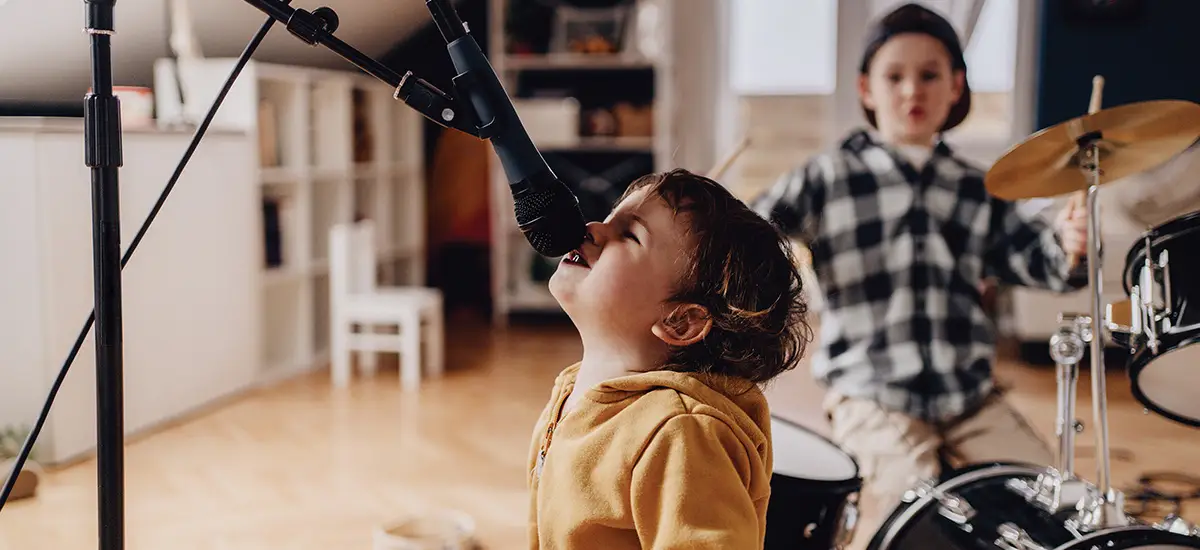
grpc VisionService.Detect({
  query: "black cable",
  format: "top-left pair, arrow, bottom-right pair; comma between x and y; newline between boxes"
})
0,15 -> 278,513
1122,470 -> 1200,522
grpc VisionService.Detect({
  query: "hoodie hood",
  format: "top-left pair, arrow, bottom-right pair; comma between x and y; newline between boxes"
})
528,363 -> 779,548
586,367 -> 773,462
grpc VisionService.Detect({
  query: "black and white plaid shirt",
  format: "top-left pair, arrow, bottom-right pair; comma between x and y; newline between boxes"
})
752,129 -> 1086,423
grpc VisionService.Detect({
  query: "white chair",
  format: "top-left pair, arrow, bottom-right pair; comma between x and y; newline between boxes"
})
329,220 -> 443,391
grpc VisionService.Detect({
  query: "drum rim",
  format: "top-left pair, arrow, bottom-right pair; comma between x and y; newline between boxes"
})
769,414 -> 863,486
1052,524 -> 1200,549
871,462 -> 1050,550
1122,209 -> 1200,295
1127,331 -> 1200,429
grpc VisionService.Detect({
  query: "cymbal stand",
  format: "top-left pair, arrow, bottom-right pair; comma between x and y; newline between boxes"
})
1050,313 -> 1087,478
1008,312 -> 1091,514
1067,132 -> 1129,531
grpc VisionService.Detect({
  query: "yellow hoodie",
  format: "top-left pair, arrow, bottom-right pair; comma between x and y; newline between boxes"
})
527,363 -> 774,549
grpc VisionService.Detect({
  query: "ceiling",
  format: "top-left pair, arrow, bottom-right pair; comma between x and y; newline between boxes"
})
0,0 -> 435,103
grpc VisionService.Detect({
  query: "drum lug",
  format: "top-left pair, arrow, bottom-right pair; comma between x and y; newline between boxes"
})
834,494 -> 859,549
1067,488 -> 1131,533
1157,514 -> 1200,537
1006,473 -> 1062,511
936,494 -> 975,526
994,522 -> 1048,550
901,478 -> 976,525
901,478 -> 936,503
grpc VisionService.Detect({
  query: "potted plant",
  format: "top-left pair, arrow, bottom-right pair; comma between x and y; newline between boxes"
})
0,425 -> 41,501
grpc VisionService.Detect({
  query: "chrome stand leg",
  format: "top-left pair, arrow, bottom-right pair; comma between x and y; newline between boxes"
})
1071,142 -> 1129,531
1050,317 -> 1085,477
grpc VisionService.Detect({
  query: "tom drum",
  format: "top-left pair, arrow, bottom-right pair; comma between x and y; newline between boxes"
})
765,416 -> 862,550
1110,210 -> 1200,428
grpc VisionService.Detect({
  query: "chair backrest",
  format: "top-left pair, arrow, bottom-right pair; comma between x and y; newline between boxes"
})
329,220 -> 378,299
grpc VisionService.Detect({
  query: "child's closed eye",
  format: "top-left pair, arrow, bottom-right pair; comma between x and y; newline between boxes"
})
624,231 -> 641,244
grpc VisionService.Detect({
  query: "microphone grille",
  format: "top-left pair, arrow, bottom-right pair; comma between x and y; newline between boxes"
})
514,187 -> 586,257
513,187 -> 556,227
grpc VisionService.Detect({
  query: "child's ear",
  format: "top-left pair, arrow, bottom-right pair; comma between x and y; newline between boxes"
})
952,69 -> 966,102
652,303 -> 712,347
857,74 -> 875,109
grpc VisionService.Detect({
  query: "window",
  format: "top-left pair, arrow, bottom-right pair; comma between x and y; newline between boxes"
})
728,0 -> 1016,95
729,0 -> 838,95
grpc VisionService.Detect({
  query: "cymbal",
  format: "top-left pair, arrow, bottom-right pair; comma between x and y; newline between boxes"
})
985,100 -> 1200,201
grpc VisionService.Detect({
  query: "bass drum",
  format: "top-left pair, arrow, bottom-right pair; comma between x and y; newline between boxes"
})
1119,210 -> 1200,428
866,462 -> 1200,550
765,416 -> 863,550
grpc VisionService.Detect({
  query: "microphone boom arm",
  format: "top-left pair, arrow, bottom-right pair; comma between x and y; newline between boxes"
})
241,0 -> 489,139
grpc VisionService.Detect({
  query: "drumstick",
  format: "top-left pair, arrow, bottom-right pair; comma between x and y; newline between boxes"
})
707,136 -> 751,180
1066,75 -> 1104,267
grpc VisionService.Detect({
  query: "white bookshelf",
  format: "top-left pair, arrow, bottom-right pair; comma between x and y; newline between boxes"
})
487,0 -> 677,323
154,58 -> 426,379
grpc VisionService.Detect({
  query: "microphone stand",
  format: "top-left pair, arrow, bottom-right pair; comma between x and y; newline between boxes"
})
0,1 -> 503,548
83,0 -> 127,546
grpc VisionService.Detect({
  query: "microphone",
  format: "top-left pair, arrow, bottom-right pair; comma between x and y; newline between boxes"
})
422,0 -> 587,257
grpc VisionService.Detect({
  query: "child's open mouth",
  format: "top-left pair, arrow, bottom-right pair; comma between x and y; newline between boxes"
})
562,249 -> 590,268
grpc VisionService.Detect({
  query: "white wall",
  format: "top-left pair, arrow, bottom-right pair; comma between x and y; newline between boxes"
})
0,0 -> 435,103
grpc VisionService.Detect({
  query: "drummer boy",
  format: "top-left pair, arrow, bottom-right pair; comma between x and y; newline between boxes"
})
750,3 -> 1090,546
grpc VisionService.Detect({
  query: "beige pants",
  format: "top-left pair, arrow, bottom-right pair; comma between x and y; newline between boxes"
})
825,391 -> 1054,550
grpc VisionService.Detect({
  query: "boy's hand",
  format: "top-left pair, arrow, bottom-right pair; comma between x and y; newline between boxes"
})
1055,193 -> 1088,268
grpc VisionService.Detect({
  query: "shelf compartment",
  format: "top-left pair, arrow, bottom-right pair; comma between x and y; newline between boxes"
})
310,78 -> 353,173
257,78 -> 308,171
310,176 -> 352,264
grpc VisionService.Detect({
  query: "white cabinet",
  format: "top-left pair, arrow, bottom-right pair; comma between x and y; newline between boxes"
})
0,59 -> 427,465
0,120 -> 260,465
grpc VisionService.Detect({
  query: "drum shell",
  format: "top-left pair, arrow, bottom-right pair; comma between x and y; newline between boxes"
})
764,416 -> 863,550
866,462 -> 1200,549
1056,526 -> 1200,549
765,469 -> 862,549
1120,210 -> 1200,428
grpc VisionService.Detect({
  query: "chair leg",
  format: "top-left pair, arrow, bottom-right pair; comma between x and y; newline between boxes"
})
331,315 -> 351,388
400,313 -> 421,392
425,307 -> 444,378
360,323 -> 379,377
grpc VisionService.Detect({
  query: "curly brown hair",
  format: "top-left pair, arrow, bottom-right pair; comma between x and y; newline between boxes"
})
618,168 -> 813,385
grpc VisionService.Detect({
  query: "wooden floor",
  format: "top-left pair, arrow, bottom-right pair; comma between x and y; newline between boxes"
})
1,312 -> 1197,549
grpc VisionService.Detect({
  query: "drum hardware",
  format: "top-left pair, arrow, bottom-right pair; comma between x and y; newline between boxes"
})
1115,236 -> 1175,354
1158,514 -> 1200,537
1069,487 -> 1131,533
1002,313 -> 1095,518
996,522 -> 1048,550
867,462 -> 1200,549
1050,312 -> 1089,478
986,77 -> 1200,529
901,478 -> 977,526
1111,209 -> 1200,428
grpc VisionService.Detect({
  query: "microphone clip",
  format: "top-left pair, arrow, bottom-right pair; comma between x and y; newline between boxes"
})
395,0 -> 502,142
394,71 -> 496,141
